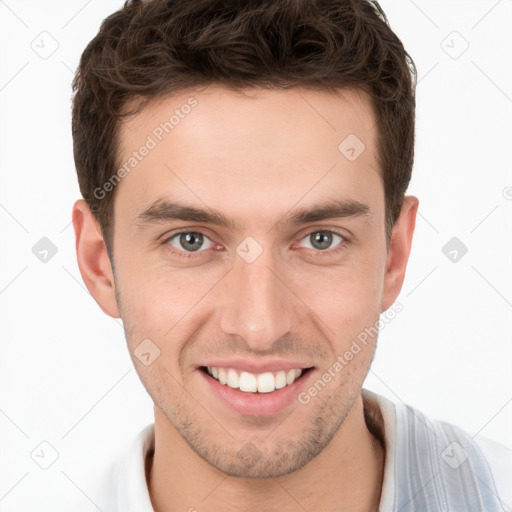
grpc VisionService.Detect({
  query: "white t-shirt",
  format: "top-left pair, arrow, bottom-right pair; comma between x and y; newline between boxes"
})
95,389 -> 512,511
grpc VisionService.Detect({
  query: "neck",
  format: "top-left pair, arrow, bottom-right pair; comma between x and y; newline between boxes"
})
147,392 -> 385,512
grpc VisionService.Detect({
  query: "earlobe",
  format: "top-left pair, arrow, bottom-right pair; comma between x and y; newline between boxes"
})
72,199 -> 121,318
381,196 -> 419,312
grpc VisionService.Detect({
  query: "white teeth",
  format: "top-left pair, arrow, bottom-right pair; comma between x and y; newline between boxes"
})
205,366 -> 306,393
275,370 -> 287,389
257,372 -> 275,393
218,367 -> 227,385
227,368 -> 239,389
239,371 -> 257,392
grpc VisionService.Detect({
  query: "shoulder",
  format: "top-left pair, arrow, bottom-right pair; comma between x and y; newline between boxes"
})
89,423 -> 155,512
400,401 -> 511,511
421,412 -> 511,510
364,390 -> 511,512
92,456 -> 124,511
473,434 -> 512,510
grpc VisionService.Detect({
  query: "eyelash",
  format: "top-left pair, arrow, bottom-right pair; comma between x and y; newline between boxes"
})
161,229 -> 350,259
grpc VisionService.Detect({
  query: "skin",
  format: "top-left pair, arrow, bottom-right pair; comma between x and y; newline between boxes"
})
73,86 -> 418,512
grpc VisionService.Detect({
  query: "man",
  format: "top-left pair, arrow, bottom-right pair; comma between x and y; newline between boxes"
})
71,0 -> 510,510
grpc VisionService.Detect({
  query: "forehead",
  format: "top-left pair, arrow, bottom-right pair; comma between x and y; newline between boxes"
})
114,86 -> 382,228
119,85 -> 376,157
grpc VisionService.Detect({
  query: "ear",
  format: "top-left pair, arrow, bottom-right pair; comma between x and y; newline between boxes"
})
72,199 -> 120,318
381,195 -> 419,312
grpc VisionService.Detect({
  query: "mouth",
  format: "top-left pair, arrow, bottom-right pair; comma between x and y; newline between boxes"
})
199,365 -> 314,394
197,363 -> 316,417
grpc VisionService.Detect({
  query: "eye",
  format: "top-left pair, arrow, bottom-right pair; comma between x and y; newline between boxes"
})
162,229 -> 348,260
298,230 -> 345,252
166,231 -> 215,254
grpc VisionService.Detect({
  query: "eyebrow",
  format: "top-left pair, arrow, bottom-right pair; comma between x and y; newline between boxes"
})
134,198 -> 370,231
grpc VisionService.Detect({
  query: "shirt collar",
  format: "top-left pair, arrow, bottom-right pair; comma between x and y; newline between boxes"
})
116,422 -> 155,512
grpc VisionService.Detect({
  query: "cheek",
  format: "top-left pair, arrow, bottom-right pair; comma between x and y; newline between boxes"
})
114,257 -> 224,353
119,275 -> 188,334
289,256 -> 385,343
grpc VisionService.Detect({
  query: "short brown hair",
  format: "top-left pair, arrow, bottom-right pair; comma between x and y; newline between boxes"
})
72,0 -> 416,256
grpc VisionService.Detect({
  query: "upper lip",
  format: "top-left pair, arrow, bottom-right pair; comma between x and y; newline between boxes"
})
198,359 -> 314,373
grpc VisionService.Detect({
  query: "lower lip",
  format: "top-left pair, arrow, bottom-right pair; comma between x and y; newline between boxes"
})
198,368 -> 314,417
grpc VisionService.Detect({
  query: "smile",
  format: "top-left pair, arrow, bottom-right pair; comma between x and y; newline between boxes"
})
202,366 -> 306,393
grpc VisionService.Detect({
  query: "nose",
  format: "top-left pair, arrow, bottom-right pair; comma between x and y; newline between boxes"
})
218,248 -> 293,351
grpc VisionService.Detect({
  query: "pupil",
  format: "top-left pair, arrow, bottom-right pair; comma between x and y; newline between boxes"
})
311,231 -> 332,250
180,232 -> 203,251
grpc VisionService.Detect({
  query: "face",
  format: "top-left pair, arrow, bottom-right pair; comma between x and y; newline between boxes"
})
75,86 -> 416,478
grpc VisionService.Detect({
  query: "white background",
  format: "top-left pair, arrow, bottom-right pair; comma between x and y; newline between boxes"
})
0,0 -> 511,510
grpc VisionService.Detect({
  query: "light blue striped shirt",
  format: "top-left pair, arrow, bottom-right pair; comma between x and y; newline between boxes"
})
367,389 -> 511,511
